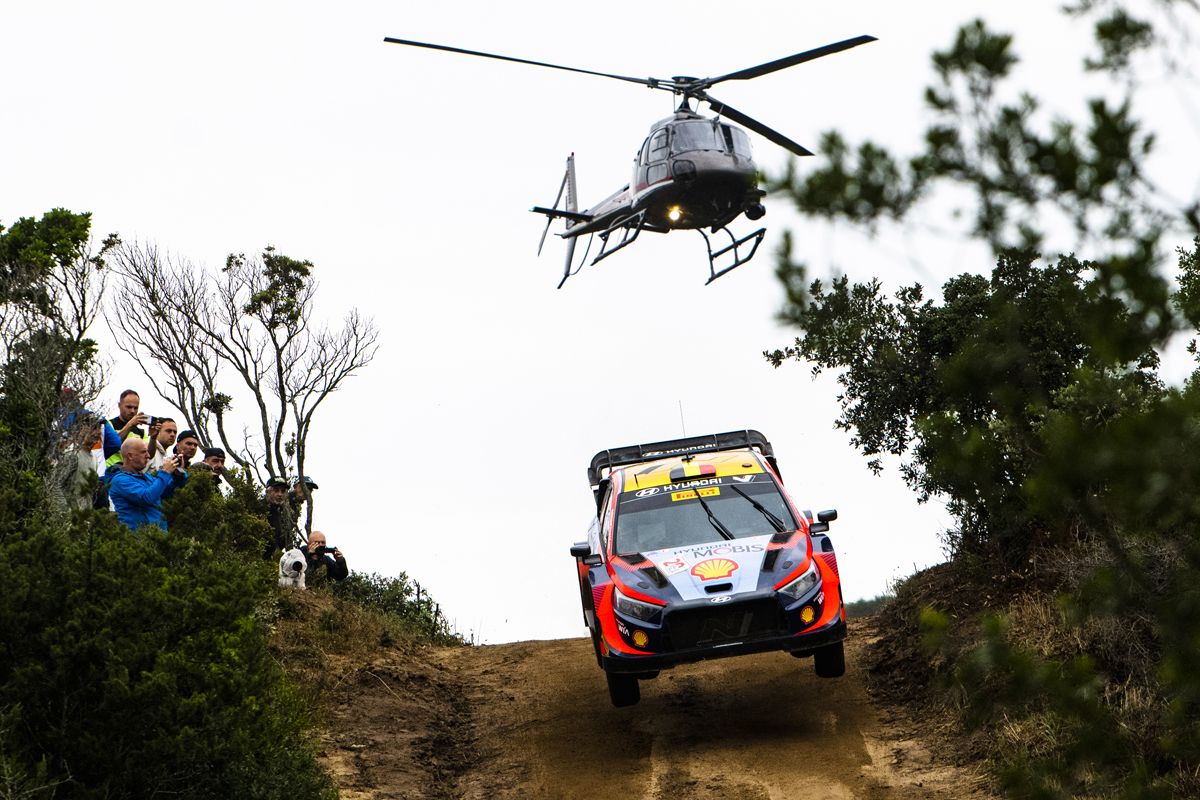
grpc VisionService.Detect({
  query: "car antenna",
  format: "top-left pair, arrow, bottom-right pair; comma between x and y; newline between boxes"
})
678,400 -> 687,437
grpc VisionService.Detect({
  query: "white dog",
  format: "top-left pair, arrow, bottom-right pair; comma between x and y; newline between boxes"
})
278,547 -> 307,589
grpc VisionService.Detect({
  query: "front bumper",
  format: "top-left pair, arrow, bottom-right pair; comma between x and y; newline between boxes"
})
600,614 -> 846,674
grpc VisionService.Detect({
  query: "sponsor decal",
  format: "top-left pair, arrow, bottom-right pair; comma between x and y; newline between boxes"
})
665,542 -> 764,559
691,558 -> 739,581
632,630 -> 650,648
800,606 -> 816,624
659,557 -> 688,576
710,595 -> 732,604
731,474 -> 755,483
661,477 -> 723,492
634,487 -> 660,497
616,619 -> 630,637
671,487 -> 720,502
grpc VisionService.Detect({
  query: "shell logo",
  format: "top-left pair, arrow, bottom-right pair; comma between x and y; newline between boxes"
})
690,558 -> 738,581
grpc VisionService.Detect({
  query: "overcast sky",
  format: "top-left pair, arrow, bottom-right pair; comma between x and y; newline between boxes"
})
4,2 -> 1196,643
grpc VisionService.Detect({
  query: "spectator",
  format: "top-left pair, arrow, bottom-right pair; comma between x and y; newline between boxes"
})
148,418 -> 178,471
304,530 -> 348,583
197,447 -> 226,485
109,389 -> 148,442
290,475 -> 318,523
174,430 -> 200,468
263,477 -> 298,559
56,411 -> 111,510
109,437 -> 186,531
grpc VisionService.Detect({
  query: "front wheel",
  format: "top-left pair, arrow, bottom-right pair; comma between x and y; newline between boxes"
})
813,640 -> 845,678
606,671 -> 640,707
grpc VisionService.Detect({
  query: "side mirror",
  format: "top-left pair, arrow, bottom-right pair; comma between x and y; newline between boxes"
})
817,509 -> 838,523
569,542 -> 591,559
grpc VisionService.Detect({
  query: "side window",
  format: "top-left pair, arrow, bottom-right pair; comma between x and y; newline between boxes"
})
637,138 -> 650,165
647,163 -> 668,184
647,129 -> 669,163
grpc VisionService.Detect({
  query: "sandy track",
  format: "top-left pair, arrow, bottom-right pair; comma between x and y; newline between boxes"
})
317,621 -> 991,799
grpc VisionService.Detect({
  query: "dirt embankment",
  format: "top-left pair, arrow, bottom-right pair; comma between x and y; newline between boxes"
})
315,619 -> 993,800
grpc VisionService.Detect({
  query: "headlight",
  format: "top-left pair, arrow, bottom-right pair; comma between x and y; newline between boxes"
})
778,561 -> 821,600
613,588 -> 662,622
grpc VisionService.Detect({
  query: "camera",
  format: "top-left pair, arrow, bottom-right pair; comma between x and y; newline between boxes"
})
316,545 -> 337,555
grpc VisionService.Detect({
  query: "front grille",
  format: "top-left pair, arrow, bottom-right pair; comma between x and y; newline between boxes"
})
664,598 -> 785,650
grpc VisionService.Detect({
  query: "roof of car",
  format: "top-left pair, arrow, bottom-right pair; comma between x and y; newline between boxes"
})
615,449 -> 767,493
588,429 -> 775,486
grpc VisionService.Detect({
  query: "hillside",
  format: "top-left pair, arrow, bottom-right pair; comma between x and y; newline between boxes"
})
275,595 -> 993,800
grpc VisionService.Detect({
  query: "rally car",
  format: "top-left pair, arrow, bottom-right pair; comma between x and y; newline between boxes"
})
570,429 -> 845,707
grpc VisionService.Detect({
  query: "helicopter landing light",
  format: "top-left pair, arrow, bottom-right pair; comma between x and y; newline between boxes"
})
667,206 -> 683,223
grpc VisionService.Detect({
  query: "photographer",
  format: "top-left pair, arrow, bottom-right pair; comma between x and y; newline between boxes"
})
148,418 -> 178,471
173,430 -> 200,468
304,530 -> 347,583
109,437 -> 187,531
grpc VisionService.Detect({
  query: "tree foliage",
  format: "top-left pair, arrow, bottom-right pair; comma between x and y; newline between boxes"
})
107,243 -> 378,487
767,3 -> 1200,795
0,209 -> 336,799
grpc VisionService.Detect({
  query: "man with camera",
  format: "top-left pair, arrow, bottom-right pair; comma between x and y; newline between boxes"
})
173,430 -> 200,467
148,418 -> 178,471
109,437 -> 187,531
304,530 -> 348,583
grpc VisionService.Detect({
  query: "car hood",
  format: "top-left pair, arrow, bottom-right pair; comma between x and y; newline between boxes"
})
639,535 -> 780,602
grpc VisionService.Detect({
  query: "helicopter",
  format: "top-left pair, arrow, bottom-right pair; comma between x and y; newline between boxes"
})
383,35 -> 876,287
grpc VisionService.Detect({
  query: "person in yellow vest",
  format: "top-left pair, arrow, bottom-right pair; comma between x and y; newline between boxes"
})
105,389 -> 150,473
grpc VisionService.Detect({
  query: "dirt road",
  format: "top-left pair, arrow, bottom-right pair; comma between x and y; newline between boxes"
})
318,620 -> 991,799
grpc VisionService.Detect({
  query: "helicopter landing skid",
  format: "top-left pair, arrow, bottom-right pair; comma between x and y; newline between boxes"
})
700,226 -> 766,284
591,211 -> 647,266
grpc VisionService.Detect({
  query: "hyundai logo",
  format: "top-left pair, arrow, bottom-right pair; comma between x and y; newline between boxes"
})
709,596 -> 732,604
635,488 -> 660,497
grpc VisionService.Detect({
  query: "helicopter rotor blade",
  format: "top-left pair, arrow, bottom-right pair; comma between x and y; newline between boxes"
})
383,37 -> 659,89
538,168 -> 570,256
703,35 -> 877,87
700,94 -> 814,158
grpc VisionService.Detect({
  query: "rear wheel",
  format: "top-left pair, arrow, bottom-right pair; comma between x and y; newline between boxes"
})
605,671 -> 641,707
813,640 -> 845,678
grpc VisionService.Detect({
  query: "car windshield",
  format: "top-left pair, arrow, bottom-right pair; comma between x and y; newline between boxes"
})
670,121 -> 726,154
614,474 -> 796,555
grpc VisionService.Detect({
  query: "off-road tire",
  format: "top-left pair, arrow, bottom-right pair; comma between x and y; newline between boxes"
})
813,640 -> 845,678
606,671 -> 640,707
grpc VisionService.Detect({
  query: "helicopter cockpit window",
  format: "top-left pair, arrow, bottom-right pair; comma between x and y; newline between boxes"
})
671,121 -> 725,154
647,130 -> 669,163
722,125 -> 752,158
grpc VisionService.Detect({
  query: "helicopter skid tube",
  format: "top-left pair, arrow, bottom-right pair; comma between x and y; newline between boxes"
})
591,211 -> 647,265
701,226 -> 766,284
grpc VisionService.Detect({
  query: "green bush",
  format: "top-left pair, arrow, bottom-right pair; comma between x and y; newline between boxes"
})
0,467 -> 335,799
331,571 -> 462,645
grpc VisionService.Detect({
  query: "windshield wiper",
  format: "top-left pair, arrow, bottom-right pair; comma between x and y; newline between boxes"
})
691,489 -> 736,541
729,485 -> 788,533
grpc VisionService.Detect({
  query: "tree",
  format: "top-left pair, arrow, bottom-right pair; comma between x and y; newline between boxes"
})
764,4 -> 1200,795
0,209 -> 115,470
107,242 -> 378,529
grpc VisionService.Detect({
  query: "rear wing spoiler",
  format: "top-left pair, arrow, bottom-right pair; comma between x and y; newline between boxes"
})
588,429 -> 778,498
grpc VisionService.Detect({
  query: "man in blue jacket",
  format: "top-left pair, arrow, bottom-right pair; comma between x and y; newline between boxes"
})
109,437 -> 187,531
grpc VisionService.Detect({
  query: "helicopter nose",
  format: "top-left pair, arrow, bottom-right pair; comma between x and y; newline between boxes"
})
671,159 -> 697,183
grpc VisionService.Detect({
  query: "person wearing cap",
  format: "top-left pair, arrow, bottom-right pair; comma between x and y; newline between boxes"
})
173,430 -> 200,468
109,437 -> 187,531
263,476 -> 299,559
201,447 -> 226,483
289,475 -> 318,526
